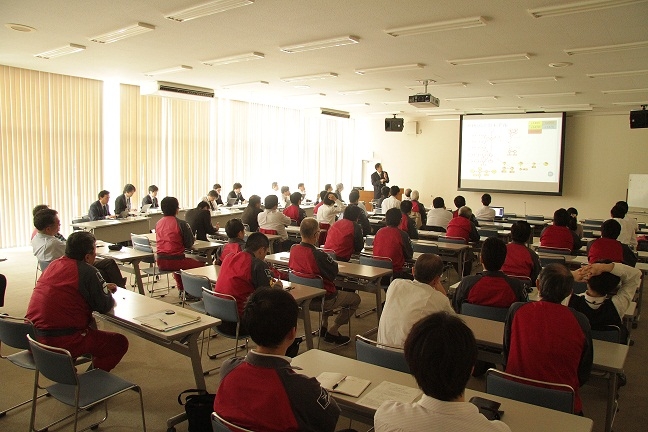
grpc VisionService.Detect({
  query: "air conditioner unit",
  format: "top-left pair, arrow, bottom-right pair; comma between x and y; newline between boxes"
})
321,108 -> 350,118
140,81 -> 214,101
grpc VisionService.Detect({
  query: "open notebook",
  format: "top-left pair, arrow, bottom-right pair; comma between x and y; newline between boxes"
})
357,381 -> 422,410
317,372 -> 371,398
134,310 -> 201,332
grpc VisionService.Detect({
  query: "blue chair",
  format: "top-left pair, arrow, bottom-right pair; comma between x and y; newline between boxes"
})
460,303 -> 510,323
131,233 -> 173,296
412,242 -> 439,254
211,411 -> 255,432
486,368 -> 574,414
355,335 -> 409,373
365,236 -> 375,247
591,325 -> 626,344
202,288 -> 249,361
539,254 -> 566,267
179,270 -> 209,313
478,228 -> 498,238
27,335 -> 146,432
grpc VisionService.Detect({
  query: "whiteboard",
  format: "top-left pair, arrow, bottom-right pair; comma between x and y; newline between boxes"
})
627,174 -> 648,209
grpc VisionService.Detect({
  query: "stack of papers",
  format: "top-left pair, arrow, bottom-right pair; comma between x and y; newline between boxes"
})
134,310 -> 201,332
357,381 -> 422,410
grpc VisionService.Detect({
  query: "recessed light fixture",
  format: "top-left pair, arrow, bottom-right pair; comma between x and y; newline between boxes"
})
35,43 -> 86,59
221,81 -> 269,89
587,69 -> 648,78
355,63 -> 424,75
407,82 -> 467,90
564,40 -> 648,55
5,23 -> 36,32
338,88 -> 390,95
144,65 -> 193,77
89,22 -> 155,44
280,36 -> 359,53
448,53 -> 531,66
488,76 -> 557,85
280,73 -> 338,83
612,101 -> 648,106
528,0 -> 646,18
202,52 -> 264,66
286,93 -> 327,97
517,92 -> 577,99
385,16 -> 487,37
549,62 -> 572,68
166,0 -> 254,22
601,88 -> 648,94
445,96 -> 498,101
539,104 -> 593,111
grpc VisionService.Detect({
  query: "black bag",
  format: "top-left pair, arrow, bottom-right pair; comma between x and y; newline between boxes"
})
285,336 -> 304,358
178,389 -> 216,432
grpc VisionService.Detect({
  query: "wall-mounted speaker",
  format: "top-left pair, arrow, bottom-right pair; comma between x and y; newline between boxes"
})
630,109 -> 648,129
385,117 -> 404,132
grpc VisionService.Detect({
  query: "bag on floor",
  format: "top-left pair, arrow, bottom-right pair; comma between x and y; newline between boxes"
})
178,389 -> 215,432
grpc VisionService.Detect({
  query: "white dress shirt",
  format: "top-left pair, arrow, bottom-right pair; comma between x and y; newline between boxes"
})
426,208 -> 453,229
614,217 -> 638,248
31,232 -> 66,262
316,200 -> 346,226
375,395 -> 511,432
258,209 -> 291,240
475,206 -> 496,221
381,196 -> 401,211
377,279 -> 455,348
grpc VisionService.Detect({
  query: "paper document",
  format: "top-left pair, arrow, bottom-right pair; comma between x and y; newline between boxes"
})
134,310 -> 201,332
316,372 -> 371,398
357,381 -> 422,410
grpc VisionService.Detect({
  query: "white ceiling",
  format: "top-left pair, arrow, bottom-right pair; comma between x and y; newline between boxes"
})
2,0 -> 647,118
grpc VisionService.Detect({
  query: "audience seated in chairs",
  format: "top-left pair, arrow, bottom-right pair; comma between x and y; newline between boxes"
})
241,195 -> 263,232
540,208 -> 583,254
323,205 -> 364,262
185,201 -> 220,241
501,221 -> 542,282
587,219 -> 637,267
399,200 -> 419,240
258,194 -> 294,252
215,219 -> 246,265
424,197 -> 452,231
283,191 -> 307,226
373,208 -> 414,280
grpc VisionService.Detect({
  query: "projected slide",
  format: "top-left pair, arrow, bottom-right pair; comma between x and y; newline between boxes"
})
458,113 -> 565,195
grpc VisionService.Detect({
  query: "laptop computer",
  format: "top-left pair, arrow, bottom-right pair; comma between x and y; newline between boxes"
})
492,207 -> 505,219
140,204 -> 151,214
227,197 -> 238,206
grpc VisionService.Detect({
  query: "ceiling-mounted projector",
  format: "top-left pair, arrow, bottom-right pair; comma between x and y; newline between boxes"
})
409,93 -> 440,108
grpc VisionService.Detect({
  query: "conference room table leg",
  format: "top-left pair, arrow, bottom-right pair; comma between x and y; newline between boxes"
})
131,259 -> 145,295
605,372 -> 618,432
300,298 -> 315,350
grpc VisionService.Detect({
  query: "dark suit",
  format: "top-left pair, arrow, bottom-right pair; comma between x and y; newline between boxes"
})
186,208 -> 218,240
114,194 -> 130,215
371,170 -> 389,199
227,191 -> 245,204
88,200 -> 110,221
141,195 -> 159,209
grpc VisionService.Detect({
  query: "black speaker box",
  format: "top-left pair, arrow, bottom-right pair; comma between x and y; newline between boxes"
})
630,110 -> 648,129
385,117 -> 404,132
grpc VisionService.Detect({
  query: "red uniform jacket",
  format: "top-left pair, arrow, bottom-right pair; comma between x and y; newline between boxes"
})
373,226 -> 413,273
215,251 -> 274,316
289,243 -> 339,295
323,219 -> 363,261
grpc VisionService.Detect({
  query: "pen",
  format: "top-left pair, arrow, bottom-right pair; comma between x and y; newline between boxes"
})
332,376 -> 346,390
159,318 -> 168,325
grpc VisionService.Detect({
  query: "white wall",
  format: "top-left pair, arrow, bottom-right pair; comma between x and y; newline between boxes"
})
356,113 -> 648,221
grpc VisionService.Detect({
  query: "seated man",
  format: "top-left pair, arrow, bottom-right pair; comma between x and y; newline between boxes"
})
283,191 -> 307,225
452,196 -> 480,226
587,219 -> 637,266
501,220 -> 542,282
155,196 -> 204,293
215,232 -> 283,335
375,312 -> 511,432
474,193 -> 496,221
280,186 -> 291,207
540,208 -> 583,253
297,182 -> 309,202
398,200 -> 419,240
203,189 -> 220,211
410,190 -> 426,228
312,191 -> 327,215
611,204 -> 638,250
215,288 -> 341,431
425,197 -> 452,230
323,205 -> 364,261
373,208 -> 414,280
504,263 -> 593,414
141,184 -> 159,209
377,254 -> 454,348
185,201 -> 220,241
446,206 -> 480,243
31,204 -> 66,241
88,190 -> 114,221
26,231 -> 128,372
381,185 -> 401,211
241,195 -> 262,232
212,183 -> 224,206
227,182 -> 246,204
289,218 -> 361,345
316,192 -> 346,226
453,237 -> 528,312
376,185 -> 390,209
258,194 -> 293,252
348,189 -> 371,236
215,218 -> 246,264
568,261 -> 641,344
114,183 -> 136,216
32,208 -> 126,285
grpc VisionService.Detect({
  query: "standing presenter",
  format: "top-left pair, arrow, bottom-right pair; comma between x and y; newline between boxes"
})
371,163 -> 390,199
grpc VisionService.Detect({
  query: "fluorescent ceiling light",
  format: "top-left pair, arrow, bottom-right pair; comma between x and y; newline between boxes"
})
144,65 -> 193,76
286,93 -> 326,97
335,103 -> 371,108
406,82 -> 467,90
202,52 -> 264,66
280,73 -> 338,83
280,36 -> 359,53
338,88 -> 390,95
445,96 -> 498,101
89,22 -> 155,44
517,92 -> 577,98
448,53 -> 531,66
321,108 -> 350,118
166,0 -> 254,22
587,69 -> 648,78
539,104 -> 593,111
35,43 -> 86,59
355,63 -> 424,75
488,76 -> 557,85
528,0 -> 646,18
385,16 -> 486,37
565,40 -> 648,55
612,101 -> 648,106
221,81 -> 269,89
601,88 -> 648,94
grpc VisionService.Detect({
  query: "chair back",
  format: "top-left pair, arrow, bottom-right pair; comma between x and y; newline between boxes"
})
539,255 -> 566,267
359,254 -> 393,270
288,271 -> 324,289
460,303 -> 509,323
27,335 -> 78,386
537,246 -> 571,255
438,235 -> 467,245
0,316 -> 35,350
582,230 -> 595,238
365,236 -> 374,246
71,216 -> 90,231
321,248 -> 337,260
355,335 -> 409,373
131,234 -> 154,253
318,223 -> 330,246
202,288 -> 240,324
412,242 -> 439,254
583,219 -> 603,228
507,275 -> 532,286
211,412 -> 255,432
478,228 -> 498,238
421,225 -> 446,233
259,228 -> 278,236
486,369 -> 574,413
180,271 -> 210,299
591,325 -> 625,344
